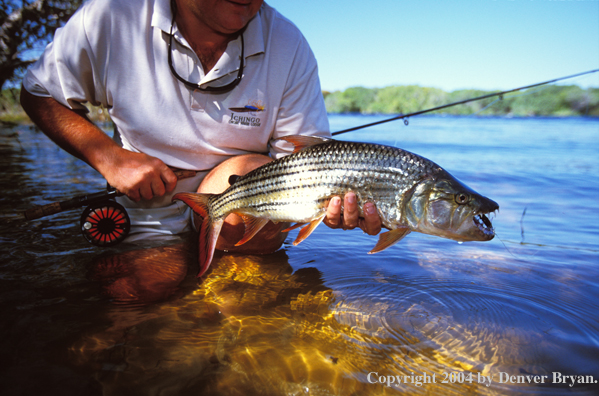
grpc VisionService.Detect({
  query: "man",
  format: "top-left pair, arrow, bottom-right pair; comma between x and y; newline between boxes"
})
20,0 -> 381,254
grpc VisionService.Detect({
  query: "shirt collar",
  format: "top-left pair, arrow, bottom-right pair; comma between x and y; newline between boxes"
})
151,0 -> 173,33
151,0 -> 265,59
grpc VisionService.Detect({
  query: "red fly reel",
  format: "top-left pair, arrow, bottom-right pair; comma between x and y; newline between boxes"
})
80,201 -> 131,247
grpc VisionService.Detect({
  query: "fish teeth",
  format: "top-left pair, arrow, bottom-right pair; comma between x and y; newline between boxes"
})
473,213 -> 494,235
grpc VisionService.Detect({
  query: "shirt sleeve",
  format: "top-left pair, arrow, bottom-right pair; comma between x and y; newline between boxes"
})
269,29 -> 330,158
22,2 -> 108,112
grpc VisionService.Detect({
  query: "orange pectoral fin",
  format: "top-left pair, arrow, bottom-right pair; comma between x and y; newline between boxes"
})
293,214 -> 326,246
235,214 -> 271,246
368,227 -> 411,254
198,218 -> 223,277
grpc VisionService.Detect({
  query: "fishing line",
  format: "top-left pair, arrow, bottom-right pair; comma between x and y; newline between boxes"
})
499,239 -> 599,253
331,69 -> 599,136
472,96 -> 502,116
495,233 -> 532,262
487,210 -> 534,262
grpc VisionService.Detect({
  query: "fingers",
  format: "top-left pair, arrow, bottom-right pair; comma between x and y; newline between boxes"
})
360,202 -> 382,236
107,151 -> 178,202
324,192 -> 382,235
325,192 -> 359,229
343,192 -> 359,229
134,165 -> 178,201
162,167 -> 178,193
324,196 -> 342,228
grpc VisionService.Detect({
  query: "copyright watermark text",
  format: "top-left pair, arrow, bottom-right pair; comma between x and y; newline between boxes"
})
367,371 -> 598,388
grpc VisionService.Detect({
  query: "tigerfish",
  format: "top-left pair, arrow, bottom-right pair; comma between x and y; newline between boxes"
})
173,136 -> 499,277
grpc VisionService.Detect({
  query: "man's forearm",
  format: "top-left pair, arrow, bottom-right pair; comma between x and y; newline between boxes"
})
19,88 -> 119,171
19,89 -> 177,201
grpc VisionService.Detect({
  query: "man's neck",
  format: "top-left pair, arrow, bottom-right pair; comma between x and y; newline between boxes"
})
175,12 -> 237,73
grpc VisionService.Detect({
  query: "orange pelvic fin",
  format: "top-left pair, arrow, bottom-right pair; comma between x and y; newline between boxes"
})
277,135 -> 331,154
235,214 -> 271,246
281,222 -> 307,233
368,227 -> 411,254
293,213 -> 326,246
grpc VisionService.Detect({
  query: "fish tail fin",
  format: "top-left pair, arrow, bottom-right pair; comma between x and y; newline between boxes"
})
173,192 -> 214,218
173,192 -> 222,277
197,217 -> 223,277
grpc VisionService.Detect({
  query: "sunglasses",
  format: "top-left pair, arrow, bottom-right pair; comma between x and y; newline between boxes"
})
167,8 -> 244,93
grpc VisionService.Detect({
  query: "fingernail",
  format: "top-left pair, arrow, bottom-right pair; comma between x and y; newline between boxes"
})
364,202 -> 375,215
347,193 -> 356,204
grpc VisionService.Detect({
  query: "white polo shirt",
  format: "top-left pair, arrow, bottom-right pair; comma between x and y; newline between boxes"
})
23,0 -> 330,238
23,0 -> 330,169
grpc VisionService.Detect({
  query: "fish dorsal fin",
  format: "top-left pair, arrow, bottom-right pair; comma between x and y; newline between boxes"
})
235,214 -> 271,246
172,192 -> 213,218
277,135 -> 331,154
368,227 -> 411,254
293,213 -> 326,246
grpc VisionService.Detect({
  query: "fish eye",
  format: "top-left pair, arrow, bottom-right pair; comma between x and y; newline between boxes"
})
455,193 -> 470,205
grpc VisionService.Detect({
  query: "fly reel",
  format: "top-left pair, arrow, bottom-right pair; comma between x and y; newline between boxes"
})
80,201 -> 131,247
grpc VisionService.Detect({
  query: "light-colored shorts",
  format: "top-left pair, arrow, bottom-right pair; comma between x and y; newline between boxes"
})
116,171 -> 207,242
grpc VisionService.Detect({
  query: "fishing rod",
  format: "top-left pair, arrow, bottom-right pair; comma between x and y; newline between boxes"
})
23,169 -> 197,247
23,69 -> 597,246
23,169 -> 197,221
332,69 -> 599,136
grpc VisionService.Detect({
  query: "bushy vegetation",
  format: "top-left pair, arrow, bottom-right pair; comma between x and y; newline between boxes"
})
2,84 -> 598,126
324,84 -> 599,117
0,87 -> 27,124
0,88 -> 110,125
1,0 -> 84,90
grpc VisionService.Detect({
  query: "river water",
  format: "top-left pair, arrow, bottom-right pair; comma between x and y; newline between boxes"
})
0,115 -> 598,395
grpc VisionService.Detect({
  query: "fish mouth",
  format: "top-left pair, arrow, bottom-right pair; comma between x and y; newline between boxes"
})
472,212 -> 496,240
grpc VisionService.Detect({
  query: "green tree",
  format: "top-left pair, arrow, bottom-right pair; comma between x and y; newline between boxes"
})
0,0 -> 83,90
324,84 -> 598,117
324,86 -> 378,113
368,85 -> 447,114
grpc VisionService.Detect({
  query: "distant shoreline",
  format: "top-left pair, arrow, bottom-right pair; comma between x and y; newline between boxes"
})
323,84 -> 599,117
2,84 -> 598,126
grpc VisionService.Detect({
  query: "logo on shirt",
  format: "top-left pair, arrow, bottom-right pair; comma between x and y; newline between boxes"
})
229,100 -> 264,127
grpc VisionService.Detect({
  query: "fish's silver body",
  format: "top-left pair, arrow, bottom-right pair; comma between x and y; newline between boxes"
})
174,136 -> 498,277
209,140 -> 442,229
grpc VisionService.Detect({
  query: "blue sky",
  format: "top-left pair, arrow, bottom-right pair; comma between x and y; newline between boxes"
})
267,0 -> 599,92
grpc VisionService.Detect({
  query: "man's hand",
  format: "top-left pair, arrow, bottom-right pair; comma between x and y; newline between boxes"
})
324,192 -> 382,235
98,149 -> 178,202
20,90 -> 177,203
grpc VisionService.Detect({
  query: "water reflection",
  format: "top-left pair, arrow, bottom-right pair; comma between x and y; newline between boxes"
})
72,251 -> 343,395
67,244 -> 596,395
89,242 -> 193,306
2,121 -> 599,395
